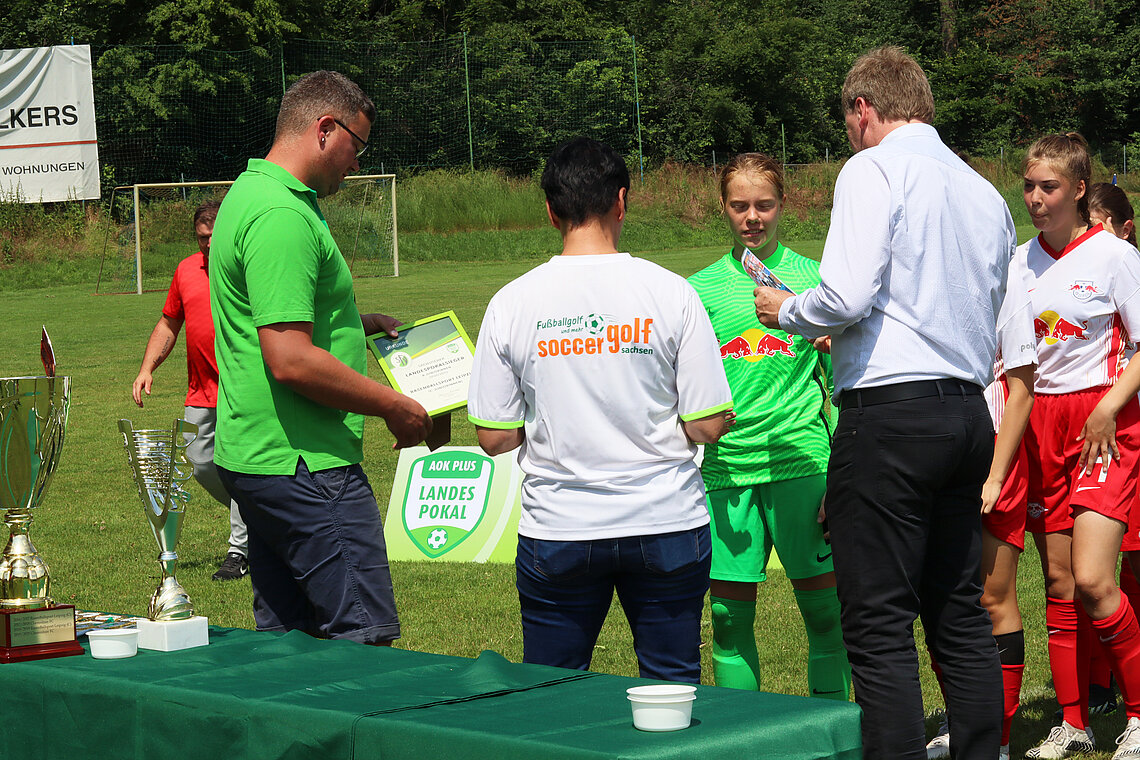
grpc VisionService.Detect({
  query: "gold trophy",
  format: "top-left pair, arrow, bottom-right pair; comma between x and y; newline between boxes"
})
0,328 -> 83,662
119,418 -> 209,650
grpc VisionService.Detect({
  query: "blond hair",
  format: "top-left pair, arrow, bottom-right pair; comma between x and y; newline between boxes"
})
1024,133 -> 1091,224
841,46 -> 934,124
719,153 -> 785,204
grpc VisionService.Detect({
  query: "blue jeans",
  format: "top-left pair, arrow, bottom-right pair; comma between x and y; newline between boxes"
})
515,525 -> 711,683
217,459 -> 400,644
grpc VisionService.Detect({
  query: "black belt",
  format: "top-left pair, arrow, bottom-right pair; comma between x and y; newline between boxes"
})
839,379 -> 983,412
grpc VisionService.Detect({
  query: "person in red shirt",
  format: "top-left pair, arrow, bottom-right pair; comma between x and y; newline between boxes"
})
131,200 -> 249,581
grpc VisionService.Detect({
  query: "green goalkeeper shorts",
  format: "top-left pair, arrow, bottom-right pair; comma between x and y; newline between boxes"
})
706,474 -> 833,582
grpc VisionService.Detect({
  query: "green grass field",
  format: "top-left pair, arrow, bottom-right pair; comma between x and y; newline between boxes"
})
0,234 -> 1129,758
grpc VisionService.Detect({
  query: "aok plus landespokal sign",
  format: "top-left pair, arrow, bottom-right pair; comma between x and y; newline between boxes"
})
385,447 -> 522,562
0,45 -> 100,202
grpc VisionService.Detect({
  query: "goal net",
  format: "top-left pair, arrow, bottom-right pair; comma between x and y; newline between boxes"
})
96,174 -> 398,294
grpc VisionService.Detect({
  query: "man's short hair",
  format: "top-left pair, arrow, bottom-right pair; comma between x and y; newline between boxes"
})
275,70 -> 377,141
841,46 -> 935,124
193,199 -> 221,229
541,137 -> 630,228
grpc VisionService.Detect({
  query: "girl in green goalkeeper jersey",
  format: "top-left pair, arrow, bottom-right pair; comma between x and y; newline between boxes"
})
688,153 -> 850,699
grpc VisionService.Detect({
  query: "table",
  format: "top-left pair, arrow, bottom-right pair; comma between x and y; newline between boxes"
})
1,626 -> 862,759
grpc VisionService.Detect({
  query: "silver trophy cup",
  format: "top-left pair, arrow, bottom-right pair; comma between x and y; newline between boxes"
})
119,419 -> 198,621
0,376 -> 70,608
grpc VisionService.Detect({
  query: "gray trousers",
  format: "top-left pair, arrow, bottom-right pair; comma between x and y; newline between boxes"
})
183,405 -> 248,556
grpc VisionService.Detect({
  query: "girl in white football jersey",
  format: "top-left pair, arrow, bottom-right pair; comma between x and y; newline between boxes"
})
1021,134 -> 1140,760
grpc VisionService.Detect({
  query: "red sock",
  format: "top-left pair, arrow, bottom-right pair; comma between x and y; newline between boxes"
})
930,654 -> 947,702
1090,594 -> 1140,717
1001,663 -> 1024,745
1046,597 -> 1089,728
1121,562 -> 1140,615
1090,636 -> 1112,690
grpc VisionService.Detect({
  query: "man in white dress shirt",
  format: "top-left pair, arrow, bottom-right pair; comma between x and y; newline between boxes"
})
755,46 -> 1018,760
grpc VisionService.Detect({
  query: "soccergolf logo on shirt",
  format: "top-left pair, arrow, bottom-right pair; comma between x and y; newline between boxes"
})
534,313 -> 656,356
403,451 -> 493,557
719,328 -> 795,360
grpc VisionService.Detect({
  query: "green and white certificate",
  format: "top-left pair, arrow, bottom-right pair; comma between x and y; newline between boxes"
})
368,311 -> 476,416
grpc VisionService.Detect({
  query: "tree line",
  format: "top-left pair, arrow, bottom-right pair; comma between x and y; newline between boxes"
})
3,0 -> 1137,173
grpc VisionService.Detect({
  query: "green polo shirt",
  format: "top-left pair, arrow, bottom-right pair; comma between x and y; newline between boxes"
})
210,158 -> 366,474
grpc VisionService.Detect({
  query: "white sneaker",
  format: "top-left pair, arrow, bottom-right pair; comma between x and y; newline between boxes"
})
1115,717 -> 1140,759
999,744 -> 1010,760
1026,722 -> 1096,758
926,716 -> 950,759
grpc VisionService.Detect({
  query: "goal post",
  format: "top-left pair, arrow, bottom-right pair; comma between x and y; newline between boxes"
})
97,174 -> 398,295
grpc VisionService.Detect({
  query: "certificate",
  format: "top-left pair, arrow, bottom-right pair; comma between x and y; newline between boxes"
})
368,311 -> 476,417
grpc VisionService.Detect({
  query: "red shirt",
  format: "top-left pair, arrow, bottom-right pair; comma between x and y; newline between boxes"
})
162,251 -> 218,407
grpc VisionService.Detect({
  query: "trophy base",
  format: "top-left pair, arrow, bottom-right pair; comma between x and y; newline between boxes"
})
0,604 -> 84,663
138,615 -> 209,652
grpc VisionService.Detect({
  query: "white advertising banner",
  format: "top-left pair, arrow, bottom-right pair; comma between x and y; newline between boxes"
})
0,45 -> 100,202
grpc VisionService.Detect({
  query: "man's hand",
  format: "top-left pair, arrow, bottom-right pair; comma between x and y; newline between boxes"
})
361,312 -> 403,338
754,286 -> 794,329
811,336 -> 832,354
131,370 -> 154,407
386,395 -> 433,449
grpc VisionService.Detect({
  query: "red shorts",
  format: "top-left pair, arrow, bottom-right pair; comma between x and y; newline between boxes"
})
1125,499 -> 1140,551
982,441 -> 1028,550
1025,387 -> 1140,534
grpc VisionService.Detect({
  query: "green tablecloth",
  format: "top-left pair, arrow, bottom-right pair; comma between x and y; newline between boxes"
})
1,626 -> 861,759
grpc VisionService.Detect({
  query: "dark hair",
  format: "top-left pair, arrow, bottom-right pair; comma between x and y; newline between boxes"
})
540,137 -> 630,228
1088,182 -> 1136,246
1024,132 -> 1091,224
275,70 -> 376,140
193,199 -> 221,229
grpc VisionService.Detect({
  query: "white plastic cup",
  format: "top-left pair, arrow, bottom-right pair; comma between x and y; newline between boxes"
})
87,627 -> 139,659
626,684 -> 697,731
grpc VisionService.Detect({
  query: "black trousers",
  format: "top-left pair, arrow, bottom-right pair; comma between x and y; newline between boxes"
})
828,385 -> 1002,760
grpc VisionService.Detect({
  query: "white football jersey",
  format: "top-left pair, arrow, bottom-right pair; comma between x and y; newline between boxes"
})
985,250 -> 1038,427
1021,226 -> 1140,394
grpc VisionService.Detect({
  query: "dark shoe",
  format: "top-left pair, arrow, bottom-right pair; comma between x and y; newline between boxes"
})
1053,682 -> 1118,722
212,552 -> 249,581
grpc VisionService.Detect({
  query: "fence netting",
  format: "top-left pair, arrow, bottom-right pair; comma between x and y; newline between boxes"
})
92,36 -> 641,189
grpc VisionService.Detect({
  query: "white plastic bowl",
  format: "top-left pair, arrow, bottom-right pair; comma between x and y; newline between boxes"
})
87,627 -> 139,659
627,684 -> 697,731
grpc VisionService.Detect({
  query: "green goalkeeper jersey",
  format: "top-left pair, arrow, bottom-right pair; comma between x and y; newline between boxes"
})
688,244 -> 835,489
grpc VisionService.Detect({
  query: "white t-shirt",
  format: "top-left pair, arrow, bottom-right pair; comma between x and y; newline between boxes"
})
1021,226 -> 1140,394
468,253 -> 733,541
985,250 -> 1039,427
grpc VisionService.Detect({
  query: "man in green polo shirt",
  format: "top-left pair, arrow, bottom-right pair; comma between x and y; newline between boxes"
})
210,70 -> 431,645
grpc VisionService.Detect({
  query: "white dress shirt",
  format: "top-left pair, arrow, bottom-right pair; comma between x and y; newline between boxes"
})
779,123 -> 1018,397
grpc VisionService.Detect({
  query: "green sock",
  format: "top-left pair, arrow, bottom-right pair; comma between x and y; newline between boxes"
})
710,596 -> 761,690
794,586 -> 851,700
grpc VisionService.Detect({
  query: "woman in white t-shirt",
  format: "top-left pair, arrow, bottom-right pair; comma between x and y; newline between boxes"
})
1020,134 -> 1140,760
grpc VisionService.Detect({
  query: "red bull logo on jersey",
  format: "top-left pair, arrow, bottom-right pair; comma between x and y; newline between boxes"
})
1035,310 -> 1089,346
1069,280 -> 1102,302
719,329 -> 796,361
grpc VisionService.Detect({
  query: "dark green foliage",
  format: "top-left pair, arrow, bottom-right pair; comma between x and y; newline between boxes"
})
2,0 -> 1139,177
